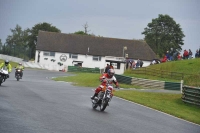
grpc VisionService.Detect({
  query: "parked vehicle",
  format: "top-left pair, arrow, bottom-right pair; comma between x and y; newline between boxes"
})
91,81 -> 116,111
0,68 -> 9,86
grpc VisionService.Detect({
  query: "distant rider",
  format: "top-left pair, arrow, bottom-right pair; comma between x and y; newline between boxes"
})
91,69 -> 119,99
15,62 -> 24,78
0,60 -> 12,81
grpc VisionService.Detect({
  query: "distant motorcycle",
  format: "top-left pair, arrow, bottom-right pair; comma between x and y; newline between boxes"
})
0,68 -> 9,86
15,68 -> 23,81
91,81 -> 116,111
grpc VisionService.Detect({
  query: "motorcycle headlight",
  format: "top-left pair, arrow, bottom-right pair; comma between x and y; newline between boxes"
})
17,70 -> 21,72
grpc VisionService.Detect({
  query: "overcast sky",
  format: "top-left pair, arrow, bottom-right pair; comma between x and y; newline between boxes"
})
0,0 -> 200,55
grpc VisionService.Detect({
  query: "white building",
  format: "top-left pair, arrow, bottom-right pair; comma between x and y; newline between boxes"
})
35,31 -> 158,74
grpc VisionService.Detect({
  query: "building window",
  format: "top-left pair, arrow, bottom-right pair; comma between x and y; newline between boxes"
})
43,51 -> 55,57
69,53 -> 78,59
93,56 -> 101,61
43,52 -> 50,56
50,52 -> 55,56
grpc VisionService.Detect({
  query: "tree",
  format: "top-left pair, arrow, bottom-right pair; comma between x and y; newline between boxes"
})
27,22 -> 61,59
74,31 -> 88,35
142,14 -> 185,57
4,24 -> 30,58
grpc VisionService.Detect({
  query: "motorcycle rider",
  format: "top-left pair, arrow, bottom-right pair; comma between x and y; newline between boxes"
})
15,62 -> 24,79
0,60 -> 12,81
91,69 -> 119,99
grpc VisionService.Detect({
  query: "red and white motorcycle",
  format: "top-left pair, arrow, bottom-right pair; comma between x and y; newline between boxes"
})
91,82 -> 115,111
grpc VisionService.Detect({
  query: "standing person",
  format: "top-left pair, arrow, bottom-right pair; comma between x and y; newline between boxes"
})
104,64 -> 110,73
90,69 -> 119,99
188,49 -> 193,59
183,49 -> 189,59
132,60 -> 136,69
0,60 -> 12,82
195,49 -> 199,58
140,60 -> 143,67
166,51 -> 171,61
136,59 -> 140,68
177,53 -> 182,60
110,63 -> 114,69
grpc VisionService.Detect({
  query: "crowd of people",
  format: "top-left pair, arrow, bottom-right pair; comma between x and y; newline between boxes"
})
159,48 -> 200,63
126,59 -> 143,69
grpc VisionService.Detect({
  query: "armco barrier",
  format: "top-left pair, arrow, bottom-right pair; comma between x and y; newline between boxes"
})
115,74 -> 132,84
67,66 -> 100,73
115,74 -> 181,90
182,86 -> 200,106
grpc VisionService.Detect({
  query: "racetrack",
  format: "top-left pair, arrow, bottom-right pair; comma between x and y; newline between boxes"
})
0,69 -> 199,133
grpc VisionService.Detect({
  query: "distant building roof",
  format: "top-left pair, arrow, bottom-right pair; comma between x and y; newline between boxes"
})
36,31 -> 157,61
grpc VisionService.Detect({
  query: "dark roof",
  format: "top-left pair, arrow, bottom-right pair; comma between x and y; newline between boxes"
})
36,31 -> 157,61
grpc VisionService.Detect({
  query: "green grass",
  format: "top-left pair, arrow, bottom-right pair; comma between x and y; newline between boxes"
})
0,59 -> 18,68
53,72 -> 142,89
124,58 -> 200,86
115,91 -> 200,124
53,72 -> 200,125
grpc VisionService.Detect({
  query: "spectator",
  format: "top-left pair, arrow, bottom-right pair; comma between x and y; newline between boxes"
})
136,59 -> 140,68
183,49 -> 189,59
140,60 -> 143,67
161,55 -> 167,63
166,51 -> 171,61
110,63 -> 114,69
151,60 -> 156,65
128,61 -> 132,69
177,53 -> 182,60
188,49 -> 193,59
132,60 -> 136,69
195,49 -> 199,58
104,64 -> 110,73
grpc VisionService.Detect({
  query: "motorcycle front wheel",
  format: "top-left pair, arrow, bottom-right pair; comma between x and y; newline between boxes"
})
0,77 -> 3,86
92,103 -> 98,109
100,100 -> 108,111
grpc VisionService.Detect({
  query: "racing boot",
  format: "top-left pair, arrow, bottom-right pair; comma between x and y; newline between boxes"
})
90,93 -> 98,100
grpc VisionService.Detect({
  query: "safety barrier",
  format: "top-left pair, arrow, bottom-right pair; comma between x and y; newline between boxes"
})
115,74 -> 182,90
115,75 -> 132,84
0,54 -> 23,63
67,66 -> 100,73
182,86 -> 200,106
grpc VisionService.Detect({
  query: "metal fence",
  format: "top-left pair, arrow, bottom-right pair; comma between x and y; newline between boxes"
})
67,66 -> 100,73
182,86 -> 200,106
115,74 -> 182,90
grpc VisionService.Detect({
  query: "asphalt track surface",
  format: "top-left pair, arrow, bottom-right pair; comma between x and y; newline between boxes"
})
0,69 -> 199,133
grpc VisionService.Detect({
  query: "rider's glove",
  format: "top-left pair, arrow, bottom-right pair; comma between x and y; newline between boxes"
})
102,79 -> 107,83
115,85 -> 120,89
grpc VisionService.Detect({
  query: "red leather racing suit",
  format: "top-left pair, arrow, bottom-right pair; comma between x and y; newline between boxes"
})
95,73 -> 119,95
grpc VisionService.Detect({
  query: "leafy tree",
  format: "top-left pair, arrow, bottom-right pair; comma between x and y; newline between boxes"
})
4,24 -> 30,58
142,14 -> 185,57
28,22 -> 61,59
74,31 -> 88,35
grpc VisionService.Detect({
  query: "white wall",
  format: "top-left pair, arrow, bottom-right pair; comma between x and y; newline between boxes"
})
0,54 -> 23,63
35,50 -> 126,74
